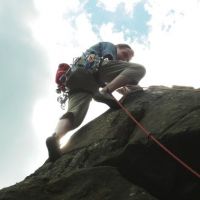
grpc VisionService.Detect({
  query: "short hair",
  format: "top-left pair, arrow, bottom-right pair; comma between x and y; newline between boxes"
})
116,43 -> 134,57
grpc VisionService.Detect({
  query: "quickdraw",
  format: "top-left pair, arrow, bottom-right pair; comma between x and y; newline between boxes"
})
56,89 -> 69,110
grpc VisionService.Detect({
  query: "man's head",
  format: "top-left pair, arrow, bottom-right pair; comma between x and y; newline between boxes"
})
116,44 -> 134,62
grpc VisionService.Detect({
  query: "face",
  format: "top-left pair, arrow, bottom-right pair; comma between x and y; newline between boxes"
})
117,48 -> 133,61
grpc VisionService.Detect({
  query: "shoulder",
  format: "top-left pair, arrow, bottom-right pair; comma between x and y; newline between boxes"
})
99,41 -> 115,47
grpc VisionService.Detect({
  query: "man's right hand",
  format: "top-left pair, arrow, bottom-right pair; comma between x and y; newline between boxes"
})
87,54 -> 96,63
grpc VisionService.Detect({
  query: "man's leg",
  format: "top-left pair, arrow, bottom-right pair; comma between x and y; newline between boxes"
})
93,60 -> 145,105
54,117 -> 73,140
99,60 -> 146,93
116,85 -> 143,96
101,74 -> 127,93
46,91 -> 93,162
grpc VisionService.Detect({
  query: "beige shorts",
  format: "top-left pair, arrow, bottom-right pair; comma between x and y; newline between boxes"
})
99,60 -> 146,85
60,60 -> 146,129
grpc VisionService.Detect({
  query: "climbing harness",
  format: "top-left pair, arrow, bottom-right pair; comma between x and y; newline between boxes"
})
110,93 -> 200,179
56,54 -> 105,109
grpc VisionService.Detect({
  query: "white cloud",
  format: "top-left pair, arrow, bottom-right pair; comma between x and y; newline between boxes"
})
96,0 -> 200,88
99,23 -> 126,42
31,0 -> 98,72
134,0 -> 200,88
72,13 -> 99,48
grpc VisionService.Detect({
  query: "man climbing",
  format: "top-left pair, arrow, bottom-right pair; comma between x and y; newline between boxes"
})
46,42 -> 146,162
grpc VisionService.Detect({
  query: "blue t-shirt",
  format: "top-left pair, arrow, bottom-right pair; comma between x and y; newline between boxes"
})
73,42 -> 117,69
84,42 -> 117,60
72,42 -> 117,70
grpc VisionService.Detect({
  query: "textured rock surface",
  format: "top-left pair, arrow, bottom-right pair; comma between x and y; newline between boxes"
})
0,86 -> 200,200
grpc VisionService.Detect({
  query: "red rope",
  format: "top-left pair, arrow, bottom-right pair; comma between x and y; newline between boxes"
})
111,94 -> 200,179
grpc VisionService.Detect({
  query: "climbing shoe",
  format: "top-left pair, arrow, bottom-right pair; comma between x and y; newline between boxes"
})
118,85 -> 144,103
93,90 -> 120,109
117,85 -> 143,96
46,133 -> 62,162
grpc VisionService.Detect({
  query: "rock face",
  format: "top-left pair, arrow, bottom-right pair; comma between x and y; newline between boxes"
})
0,86 -> 200,200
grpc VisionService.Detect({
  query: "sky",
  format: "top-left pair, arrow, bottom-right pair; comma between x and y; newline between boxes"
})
0,0 -> 200,189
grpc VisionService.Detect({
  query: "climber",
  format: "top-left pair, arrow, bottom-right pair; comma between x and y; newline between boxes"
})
46,42 -> 146,162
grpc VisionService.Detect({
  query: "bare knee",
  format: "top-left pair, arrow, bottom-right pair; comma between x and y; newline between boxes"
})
129,63 -> 146,76
121,63 -> 146,84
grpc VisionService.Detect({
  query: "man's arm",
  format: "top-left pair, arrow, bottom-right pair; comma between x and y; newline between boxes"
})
100,42 -> 117,60
85,42 -> 117,59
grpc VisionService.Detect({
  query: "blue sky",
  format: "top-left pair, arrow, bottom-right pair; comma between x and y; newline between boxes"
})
83,0 -> 150,41
0,0 -> 200,189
